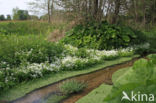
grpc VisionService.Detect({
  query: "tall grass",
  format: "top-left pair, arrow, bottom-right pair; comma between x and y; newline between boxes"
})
0,21 -> 56,35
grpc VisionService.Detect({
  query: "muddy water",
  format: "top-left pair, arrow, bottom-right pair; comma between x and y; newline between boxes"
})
10,57 -> 139,103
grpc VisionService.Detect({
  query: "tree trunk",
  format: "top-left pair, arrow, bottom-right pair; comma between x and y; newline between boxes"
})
51,0 -> 54,21
94,0 -> 99,20
98,0 -> 104,20
143,0 -> 146,28
48,0 -> 51,23
112,0 -> 120,24
132,0 -> 138,24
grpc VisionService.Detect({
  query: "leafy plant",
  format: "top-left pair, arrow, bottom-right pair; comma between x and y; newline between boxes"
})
104,58 -> 156,103
61,21 -> 145,50
75,48 -> 90,58
147,54 -> 156,64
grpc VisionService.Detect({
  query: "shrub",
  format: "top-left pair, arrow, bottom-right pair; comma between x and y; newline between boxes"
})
61,21 -> 145,50
0,35 -> 64,68
75,48 -> 90,58
60,80 -> 87,95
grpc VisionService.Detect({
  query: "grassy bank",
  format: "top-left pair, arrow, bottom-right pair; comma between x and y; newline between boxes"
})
76,67 -> 129,103
77,54 -> 156,103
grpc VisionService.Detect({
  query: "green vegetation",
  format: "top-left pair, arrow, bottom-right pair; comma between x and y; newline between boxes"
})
77,54 -> 156,103
0,15 -> 5,21
0,0 -> 155,102
12,8 -> 29,20
0,35 -> 64,68
62,21 -> 145,50
6,15 -> 11,20
60,80 -> 86,95
112,67 -> 131,83
46,95 -> 67,103
0,23 -> 142,94
76,84 -> 112,103
0,21 -> 55,35
0,20 -> 153,103
143,28 -> 156,52
0,56 -> 137,101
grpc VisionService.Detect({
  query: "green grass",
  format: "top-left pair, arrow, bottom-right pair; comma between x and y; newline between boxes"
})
0,21 -> 57,35
76,84 -> 112,103
0,55 -> 138,101
46,95 -> 67,103
76,67 -> 130,103
77,56 -> 156,103
112,67 -> 131,83
60,80 -> 86,95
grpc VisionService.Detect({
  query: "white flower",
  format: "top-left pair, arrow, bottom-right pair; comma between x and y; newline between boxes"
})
65,45 -> 78,51
5,77 -> 9,83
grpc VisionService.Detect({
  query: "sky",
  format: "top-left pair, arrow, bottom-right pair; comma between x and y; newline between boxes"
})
0,0 -> 32,16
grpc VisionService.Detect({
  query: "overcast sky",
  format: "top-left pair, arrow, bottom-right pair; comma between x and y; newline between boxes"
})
0,0 -> 32,16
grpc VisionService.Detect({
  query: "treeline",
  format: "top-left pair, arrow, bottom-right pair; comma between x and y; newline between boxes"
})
0,15 -> 11,21
0,8 -> 39,21
60,0 -> 156,28
29,0 -> 156,29
1,0 -> 155,29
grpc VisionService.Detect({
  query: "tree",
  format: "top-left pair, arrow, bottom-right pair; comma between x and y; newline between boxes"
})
6,15 -> 11,20
13,8 -> 29,20
0,15 -> 5,21
17,10 -> 29,20
13,7 -> 19,20
94,0 -> 99,20
48,0 -> 51,22
29,15 -> 39,20
28,0 -> 55,23
112,0 -> 121,24
28,0 -> 156,29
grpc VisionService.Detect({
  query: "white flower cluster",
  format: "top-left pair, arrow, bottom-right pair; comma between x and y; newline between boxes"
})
61,56 -> 89,69
0,43 -> 150,88
134,43 -> 150,49
65,45 -> 78,52
15,49 -> 33,57
0,61 -> 10,69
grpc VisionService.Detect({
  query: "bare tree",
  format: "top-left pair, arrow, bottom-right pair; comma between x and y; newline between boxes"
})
28,0 -> 55,23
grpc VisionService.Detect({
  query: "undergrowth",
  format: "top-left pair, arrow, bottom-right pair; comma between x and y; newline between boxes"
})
61,21 -> 146,50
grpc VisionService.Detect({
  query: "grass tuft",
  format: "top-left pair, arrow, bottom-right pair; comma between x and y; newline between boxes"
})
60,80 -> 87,95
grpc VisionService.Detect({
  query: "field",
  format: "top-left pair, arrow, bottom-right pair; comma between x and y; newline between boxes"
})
0,21 -> 155,103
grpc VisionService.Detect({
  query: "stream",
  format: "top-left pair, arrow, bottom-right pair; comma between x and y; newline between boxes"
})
9,57 -> 139,103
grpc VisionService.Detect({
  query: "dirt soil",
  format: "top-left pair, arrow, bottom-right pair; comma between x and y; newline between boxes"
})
8,57 -> 139,103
